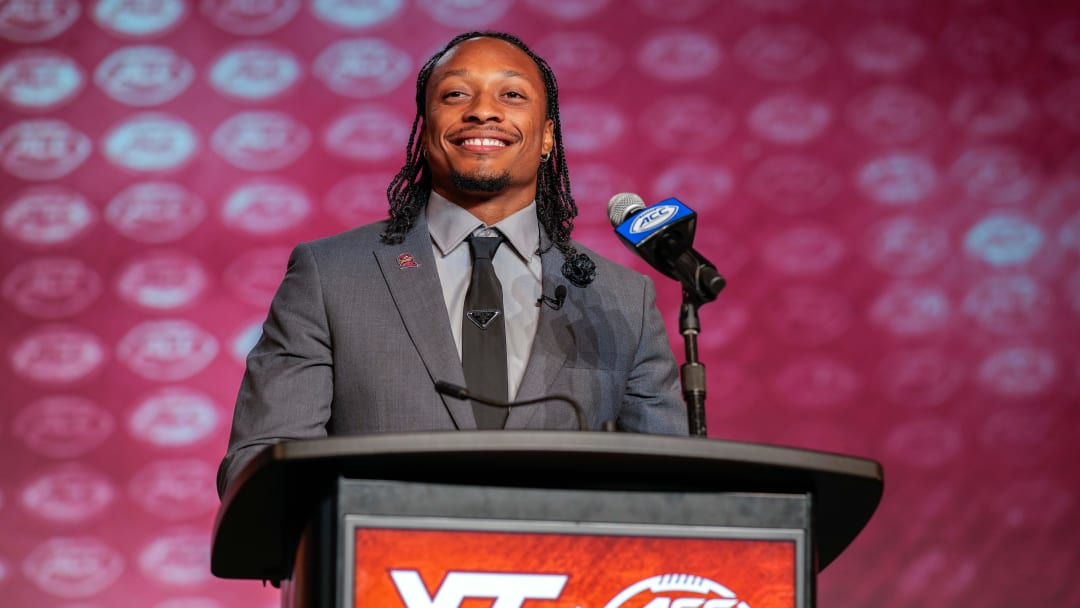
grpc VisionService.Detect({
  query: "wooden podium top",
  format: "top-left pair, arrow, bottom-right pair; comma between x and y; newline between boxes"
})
212,432 -> 883,580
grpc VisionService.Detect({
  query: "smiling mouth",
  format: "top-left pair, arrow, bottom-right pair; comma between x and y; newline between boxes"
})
458,137 -> 507,148
450,128 -> 517,151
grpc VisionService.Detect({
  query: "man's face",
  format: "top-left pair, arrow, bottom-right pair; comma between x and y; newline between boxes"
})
422,37 -> 554,205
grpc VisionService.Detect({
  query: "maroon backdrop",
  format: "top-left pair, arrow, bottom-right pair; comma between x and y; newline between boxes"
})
2,0 -> 1079,606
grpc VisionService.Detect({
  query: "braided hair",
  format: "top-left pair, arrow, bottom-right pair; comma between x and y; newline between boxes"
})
381,31 -> 596,287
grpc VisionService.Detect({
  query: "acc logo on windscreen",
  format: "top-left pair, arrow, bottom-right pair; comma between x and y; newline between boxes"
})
629,204 -> 678,234
605,573 -> 751,608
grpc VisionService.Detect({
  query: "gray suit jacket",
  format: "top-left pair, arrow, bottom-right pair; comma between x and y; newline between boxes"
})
218,213 -> 687,495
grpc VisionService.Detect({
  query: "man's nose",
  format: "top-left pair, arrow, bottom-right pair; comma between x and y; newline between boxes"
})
465,94 -> 503,122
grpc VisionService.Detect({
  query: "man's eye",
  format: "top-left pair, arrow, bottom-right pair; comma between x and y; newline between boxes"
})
443,91 -> 466,99
505,91 -> 525,99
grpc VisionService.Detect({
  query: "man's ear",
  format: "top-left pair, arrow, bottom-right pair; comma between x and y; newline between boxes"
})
543,119 -> 554,156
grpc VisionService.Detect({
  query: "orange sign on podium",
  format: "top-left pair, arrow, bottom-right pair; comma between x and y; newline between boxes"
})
351,522 -> 798,608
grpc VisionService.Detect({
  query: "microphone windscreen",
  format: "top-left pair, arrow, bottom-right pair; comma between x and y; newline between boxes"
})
607,192 -> 646,227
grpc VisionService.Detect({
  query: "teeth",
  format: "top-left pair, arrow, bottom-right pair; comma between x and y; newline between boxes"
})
460,138 -> 506,147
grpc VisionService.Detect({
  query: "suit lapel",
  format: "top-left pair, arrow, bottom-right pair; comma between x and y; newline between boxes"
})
374,215 -> 475,430
506,246 -> 573,429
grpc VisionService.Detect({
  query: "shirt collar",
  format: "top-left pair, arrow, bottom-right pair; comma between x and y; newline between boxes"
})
426,190 -> 540,262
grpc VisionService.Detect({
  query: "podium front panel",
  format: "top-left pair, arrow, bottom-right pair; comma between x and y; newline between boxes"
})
332,479 -> 812,608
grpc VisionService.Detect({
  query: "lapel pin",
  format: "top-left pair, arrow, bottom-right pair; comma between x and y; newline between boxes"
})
397,253 -> 418,269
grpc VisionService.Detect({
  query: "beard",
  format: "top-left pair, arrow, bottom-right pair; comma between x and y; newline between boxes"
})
449,167 -> 512,193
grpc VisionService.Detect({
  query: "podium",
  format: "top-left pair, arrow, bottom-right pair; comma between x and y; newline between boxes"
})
212,432 -> 882,608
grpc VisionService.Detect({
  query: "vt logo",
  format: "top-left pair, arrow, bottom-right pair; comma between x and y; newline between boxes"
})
389,569 -> 568,608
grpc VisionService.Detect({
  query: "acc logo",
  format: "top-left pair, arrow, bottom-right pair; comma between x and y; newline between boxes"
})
2,256 -> 103,319
735,23 -> 828,82
212,110 -> 311,171
963,214 -> 1043,267
3,186 -> 96,246
138,529 -> 211,585
311,0 -> 404,30
760,224 -> 846,276
773,355 -> 861,409
201,0 -> 301,35
942,16 -> 1027,75
746,155 -> 840,214
0,119 -> 90,180
637,31 -> 722,82
652,162 -> 732,210
209,42 -> 303,102
0,49 -> 84,111
777,356 -> 859,408
524,0 -> 609,21
630,205 -> 678,234
884,419 -> 964,468
950,84 -> 1032,137
223,246 -> 291,306
845,24 -> 926,74
323,105 -> 410,160
978,346 -> 1058,398
846,84 -> 938,145
417,0 -> 513,27
763,286 -> 852,346
748,93 -> 831,145
605,573 -> 751,608
0,0 -> 81,43
876,348 -> 963,409
221,179 -> 311,234
869,283 -> 951,336
22,537 -> 124,598
324,173 -> 391,226
535,31 -> 622,89
314,38 -> 412,99
635,0 -> 713,19
92,0 -> 188,39
94,45 -> 194,107
951,146 -> 1041,206
129,386 -> 219,447
103,112 -> 198,172
856,152 -> 938,206
862,216 -> 949,277
117,320 -> 219,381
106,181 -> 206,244
115,251 -> 208,310
559,99 -> 626,152
326,174 -> 392,226
643,95 -> 732,153
562,163 -> 632,215
10,325 -> 107,384
129,459 -> 218,519
20,464 -> 116,523
13,395 -> 115,458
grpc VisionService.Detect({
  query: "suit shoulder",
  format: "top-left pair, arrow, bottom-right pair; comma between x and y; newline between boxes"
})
301,220 -> 391,254
568,239 -> 651,288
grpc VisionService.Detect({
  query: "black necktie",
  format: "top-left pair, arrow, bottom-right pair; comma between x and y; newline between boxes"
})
462,234 -> 509,429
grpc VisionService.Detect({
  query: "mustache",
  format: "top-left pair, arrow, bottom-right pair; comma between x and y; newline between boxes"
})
447,126 -> 520,142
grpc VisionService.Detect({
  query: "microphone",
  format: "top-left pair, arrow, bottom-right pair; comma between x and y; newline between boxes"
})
607,193 -> 726,303
434,380 -> 589,432
535,285 -> 567,310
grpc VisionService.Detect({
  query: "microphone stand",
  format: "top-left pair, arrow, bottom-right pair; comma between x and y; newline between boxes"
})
680,295 -> 708,437
678,264 -> 725,438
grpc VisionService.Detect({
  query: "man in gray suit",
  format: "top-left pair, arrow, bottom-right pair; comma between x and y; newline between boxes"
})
218,32 -> 687,497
